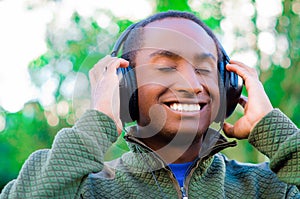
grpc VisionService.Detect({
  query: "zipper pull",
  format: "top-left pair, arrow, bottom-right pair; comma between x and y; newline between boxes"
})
180,187 -> 188,199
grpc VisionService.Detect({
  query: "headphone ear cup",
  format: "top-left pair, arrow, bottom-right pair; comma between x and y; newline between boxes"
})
215,55 -> 243,122
215,59 -> 227,122
118,66 -> 139,125
225,71 -> 243,118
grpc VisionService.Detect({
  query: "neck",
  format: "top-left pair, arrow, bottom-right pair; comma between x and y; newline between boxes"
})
140,133 -> 203,164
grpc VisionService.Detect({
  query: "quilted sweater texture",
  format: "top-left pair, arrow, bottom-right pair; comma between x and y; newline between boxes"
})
0,109 -> 299,198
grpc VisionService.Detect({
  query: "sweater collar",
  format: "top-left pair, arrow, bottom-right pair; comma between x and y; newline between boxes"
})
121,126 -> 236,170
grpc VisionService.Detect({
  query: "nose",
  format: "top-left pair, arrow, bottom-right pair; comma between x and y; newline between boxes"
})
174,64 -> 204,96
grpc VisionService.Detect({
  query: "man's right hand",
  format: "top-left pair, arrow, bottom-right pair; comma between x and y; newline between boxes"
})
89,55 -> 129,134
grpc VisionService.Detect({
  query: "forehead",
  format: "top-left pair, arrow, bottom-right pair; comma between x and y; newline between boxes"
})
140,18 -> 217,60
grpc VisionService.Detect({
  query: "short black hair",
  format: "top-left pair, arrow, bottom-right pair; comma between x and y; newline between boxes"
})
121,10 -> 223,67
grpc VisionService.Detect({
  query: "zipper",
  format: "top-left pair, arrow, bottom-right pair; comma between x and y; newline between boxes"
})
127,134 -> 187,198
180,187 -> 188,199
164,166 -> 186,199
180,158 -> 200,199
124,128 -> 237,198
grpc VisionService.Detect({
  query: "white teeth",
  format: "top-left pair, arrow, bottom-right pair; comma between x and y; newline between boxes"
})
169,103 -> 201,112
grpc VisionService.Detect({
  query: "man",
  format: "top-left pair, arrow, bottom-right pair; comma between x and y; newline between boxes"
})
1,11 -> 299,198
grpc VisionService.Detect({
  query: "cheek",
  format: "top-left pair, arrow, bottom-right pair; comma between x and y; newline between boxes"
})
137,87 -> 151,122
137,85 -> 161,126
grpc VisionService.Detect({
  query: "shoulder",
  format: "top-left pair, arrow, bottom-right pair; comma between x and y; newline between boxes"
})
214,153 -> 288,187
210,154 -> 299,197
23,149 -> 51,166
214,153 -> 272,176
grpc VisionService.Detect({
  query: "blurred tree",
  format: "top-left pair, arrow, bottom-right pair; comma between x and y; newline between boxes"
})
155,0 -> 191,12
262,0 -> 300,126
0,102 -> 66,189
1,0 -> 299,191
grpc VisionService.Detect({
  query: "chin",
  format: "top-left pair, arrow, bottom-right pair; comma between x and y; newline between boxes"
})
157,123 -> 206,146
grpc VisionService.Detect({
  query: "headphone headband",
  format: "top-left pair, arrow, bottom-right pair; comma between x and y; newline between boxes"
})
111,23 -> 137,57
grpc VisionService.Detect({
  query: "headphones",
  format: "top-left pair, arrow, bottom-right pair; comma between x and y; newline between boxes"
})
111,23 -> 243,124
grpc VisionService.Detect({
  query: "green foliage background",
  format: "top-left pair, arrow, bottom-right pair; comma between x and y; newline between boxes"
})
0,0 -> 299,191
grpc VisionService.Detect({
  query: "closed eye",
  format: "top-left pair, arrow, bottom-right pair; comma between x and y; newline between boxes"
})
157,66 -> 176,72
194,61 -> 213,74
195,68 -> 211,74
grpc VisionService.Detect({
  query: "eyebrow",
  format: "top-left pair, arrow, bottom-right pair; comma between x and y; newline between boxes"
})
149,50 -> 181,59
194,53 -> 217,62
149,50 -> 217,62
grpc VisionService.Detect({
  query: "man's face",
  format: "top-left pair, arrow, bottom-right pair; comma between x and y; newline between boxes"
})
134,18 -> 220,142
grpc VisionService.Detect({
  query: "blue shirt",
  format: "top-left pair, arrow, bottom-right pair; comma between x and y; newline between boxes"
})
168,162 -> 193,187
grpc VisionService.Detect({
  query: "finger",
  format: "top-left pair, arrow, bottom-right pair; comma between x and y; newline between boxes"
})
90,56 -> 116,78
228,60 -> 257,73
119,58 -> 130,68
226,63 -> 247,77
238,95 -> 248,108
89,67 -> 101,91
93,55 -> 113,70
228,60 -> 249,68
93,56 -> 129,77
226,61 -> 258,77
106,59 -> 119,74
106,58 -> 129,74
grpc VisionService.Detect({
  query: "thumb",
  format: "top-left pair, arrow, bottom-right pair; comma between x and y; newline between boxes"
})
223,122 -> 234,138
116,118 -> 123,135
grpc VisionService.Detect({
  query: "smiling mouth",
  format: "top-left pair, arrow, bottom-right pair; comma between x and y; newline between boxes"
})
165,102 -> 205,112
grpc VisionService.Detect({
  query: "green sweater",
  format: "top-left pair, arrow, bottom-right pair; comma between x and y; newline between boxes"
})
1,109 -> 299,198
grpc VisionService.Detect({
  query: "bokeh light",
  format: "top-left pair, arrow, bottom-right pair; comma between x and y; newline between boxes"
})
0,114 -> 6,132
1,0 -> 299,192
